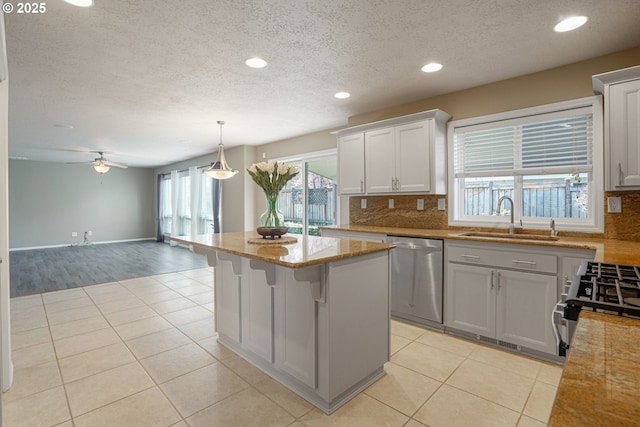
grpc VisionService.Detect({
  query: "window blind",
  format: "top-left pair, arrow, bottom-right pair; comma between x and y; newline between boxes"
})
454,108 -> 593,178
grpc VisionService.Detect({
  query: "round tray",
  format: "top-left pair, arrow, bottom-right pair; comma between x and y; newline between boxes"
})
248,235 -> 298,245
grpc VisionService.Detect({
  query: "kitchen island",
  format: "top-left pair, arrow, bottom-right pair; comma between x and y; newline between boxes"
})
171,232 -> 395,414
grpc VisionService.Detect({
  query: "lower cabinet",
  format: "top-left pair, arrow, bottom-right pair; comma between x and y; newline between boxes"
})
445,242 -> 559,355
494,269 -> 557,353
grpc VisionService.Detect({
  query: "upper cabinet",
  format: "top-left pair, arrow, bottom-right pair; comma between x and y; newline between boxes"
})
593,65 -> 640,190
337,133 -> 365,195
334,109 -> 451,195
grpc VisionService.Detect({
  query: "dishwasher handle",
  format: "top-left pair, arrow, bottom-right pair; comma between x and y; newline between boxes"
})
390,241 -> 442,253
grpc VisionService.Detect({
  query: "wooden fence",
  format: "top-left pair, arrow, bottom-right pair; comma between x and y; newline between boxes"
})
277,187 -> 336,227
464,181 -> 588,218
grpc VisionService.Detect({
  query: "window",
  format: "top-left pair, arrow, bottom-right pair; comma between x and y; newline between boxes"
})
273,150 -> 337,236
448,96 -> 603,232
158,166 -> 222,240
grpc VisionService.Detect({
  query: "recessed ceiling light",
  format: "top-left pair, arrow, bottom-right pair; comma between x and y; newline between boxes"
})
334,92 -> 351,99
54,124 -> 74,129
421,62 -> 443,73
554,16 -> 588,32
245,57 -> 267,68
64,0 -> 94,7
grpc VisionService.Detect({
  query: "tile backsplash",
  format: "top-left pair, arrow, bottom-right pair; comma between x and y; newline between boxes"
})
604,191 -> 640,241
349,195 -> 448,229
349,191 -> 640,241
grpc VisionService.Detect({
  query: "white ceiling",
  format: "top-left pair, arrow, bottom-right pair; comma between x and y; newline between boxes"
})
5,0 -> 640,168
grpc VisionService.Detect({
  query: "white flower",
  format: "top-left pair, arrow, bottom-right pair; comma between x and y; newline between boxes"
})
265,160 -> 276,175
277,162 -> 289,175
288,165 -> 297,175
248,164 -> 257,174
255,161 -> 268,172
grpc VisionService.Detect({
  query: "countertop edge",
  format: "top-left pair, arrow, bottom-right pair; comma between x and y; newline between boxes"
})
171,234 -> 394,269
320,225 -> 640,265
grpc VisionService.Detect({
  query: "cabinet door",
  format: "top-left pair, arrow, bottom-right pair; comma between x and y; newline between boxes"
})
274,267 -> 319,389
365,127 -> 395,193
241,262 -> 275,363
445,263 -> 495,337
338,133 -> 365,194
610,79 -> 640,188
495,269 -> 557,354
395,121 -> 431,192
215,255 -> 242,345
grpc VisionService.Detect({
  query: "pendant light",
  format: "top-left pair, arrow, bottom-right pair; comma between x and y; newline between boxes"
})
204,120 -> 238,179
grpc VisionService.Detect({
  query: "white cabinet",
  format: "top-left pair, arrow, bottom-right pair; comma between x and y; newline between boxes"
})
445,241 -> 558,355
337,133 -> 365,194
365,121 -> 434,193
364,127 -> 395,193
333,109 -> 451,195
593,65 -> 640,190
494,269 -> 556,352
446,262 -> 495,337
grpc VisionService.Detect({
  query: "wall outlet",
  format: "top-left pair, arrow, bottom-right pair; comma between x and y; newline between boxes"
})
437,198 -> 446,211
388,199 -> 394,209
607,196 -> 622,213
417,199 -> 424,211
87,231 -> 93,236
71,231 -> 78,237
361,199 -> 367,209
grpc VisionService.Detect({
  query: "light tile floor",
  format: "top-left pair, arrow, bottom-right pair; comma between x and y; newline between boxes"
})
3,268 -> 562,426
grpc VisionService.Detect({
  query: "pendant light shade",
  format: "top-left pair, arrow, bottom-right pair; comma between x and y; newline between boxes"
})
204,120 -> 238,180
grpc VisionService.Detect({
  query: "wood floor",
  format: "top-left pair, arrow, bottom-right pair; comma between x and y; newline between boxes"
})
9,241 -> 209,297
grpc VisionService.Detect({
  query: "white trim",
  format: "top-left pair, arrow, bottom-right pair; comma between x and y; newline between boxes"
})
331,109 -> 451,137
448,96 -> 604,233
271,148 -> 336,164
9,237 -> 157,252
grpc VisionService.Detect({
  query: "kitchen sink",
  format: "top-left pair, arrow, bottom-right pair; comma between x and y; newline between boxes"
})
458,232 -> 560,242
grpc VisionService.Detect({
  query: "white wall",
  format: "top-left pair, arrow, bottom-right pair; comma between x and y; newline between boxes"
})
9,160 -> 156,249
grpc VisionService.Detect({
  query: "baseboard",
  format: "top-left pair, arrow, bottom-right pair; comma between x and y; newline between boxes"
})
9,237 -> 157,252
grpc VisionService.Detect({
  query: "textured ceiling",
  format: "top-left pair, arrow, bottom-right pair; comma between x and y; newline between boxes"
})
5,0 -> 640,167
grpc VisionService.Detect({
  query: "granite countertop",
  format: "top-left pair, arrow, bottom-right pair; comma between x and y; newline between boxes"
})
171,231 -> 394,269
549,311 -> 640,426
321,225 -> 640,265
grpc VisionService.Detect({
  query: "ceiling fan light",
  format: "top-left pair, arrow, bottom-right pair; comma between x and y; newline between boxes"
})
93,164 -> 110,174
204,121 -> 238,180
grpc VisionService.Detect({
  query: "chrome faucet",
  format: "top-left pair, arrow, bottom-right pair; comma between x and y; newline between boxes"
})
496,196 -> 515,234
550,219 -> 558,237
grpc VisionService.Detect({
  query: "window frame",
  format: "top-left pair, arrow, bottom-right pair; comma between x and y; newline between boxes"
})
447,96 -> 604,233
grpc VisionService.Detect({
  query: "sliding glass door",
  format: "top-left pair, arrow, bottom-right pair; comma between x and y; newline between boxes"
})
278,153 -> 337,236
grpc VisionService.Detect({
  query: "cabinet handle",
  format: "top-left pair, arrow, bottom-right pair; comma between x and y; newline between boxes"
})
395,177 -> 400,191
360,179 -> 364,193
460,254 -> 480,260
490,270 -> 494,289
496,272 -> 501,291
511,260 -> 537,266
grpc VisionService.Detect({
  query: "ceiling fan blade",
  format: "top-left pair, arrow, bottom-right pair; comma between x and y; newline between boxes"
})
66,161 -> 94,165
104,161 -> 128,168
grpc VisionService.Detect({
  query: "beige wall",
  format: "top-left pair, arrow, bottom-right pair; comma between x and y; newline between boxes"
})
348,46 -> 640,126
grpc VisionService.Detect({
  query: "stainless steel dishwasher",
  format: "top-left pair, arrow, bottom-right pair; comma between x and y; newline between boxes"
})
386,236 -> 443,326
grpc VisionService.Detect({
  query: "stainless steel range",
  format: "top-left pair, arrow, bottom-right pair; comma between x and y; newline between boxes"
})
553,261 -> 640,357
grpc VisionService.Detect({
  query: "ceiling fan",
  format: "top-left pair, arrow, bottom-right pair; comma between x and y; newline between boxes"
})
67,152 -> 128,174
